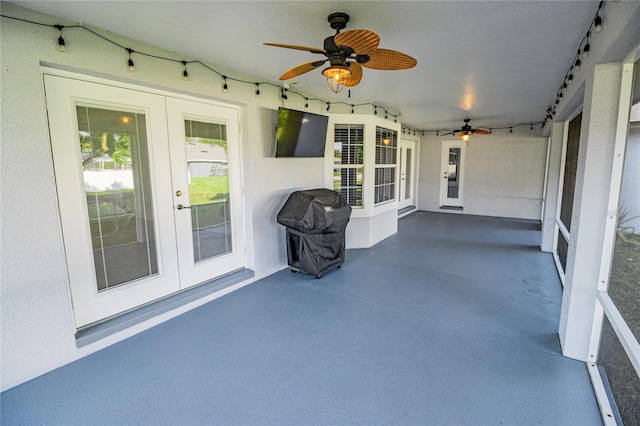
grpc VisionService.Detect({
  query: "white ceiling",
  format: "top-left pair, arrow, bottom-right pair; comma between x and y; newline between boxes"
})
11,1 -> 599,132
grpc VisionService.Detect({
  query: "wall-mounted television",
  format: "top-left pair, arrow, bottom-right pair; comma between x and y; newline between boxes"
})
275,107 -> 328,157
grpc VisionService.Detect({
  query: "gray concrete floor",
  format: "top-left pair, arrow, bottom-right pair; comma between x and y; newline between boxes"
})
1,211 -> 601,425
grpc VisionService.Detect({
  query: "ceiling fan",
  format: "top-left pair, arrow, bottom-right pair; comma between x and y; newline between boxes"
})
448,119 -> 490,142
264,12 -> 417,93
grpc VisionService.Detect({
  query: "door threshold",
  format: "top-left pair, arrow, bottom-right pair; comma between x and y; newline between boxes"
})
75,268 -> 255,347
398,206 -> 417,217
440,206 -> 463,211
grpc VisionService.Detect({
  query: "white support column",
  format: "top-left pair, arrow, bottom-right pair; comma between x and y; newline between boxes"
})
540,122 -> 565,252
558,63 -> 624,361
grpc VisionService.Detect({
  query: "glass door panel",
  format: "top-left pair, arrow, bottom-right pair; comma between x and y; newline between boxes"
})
440,140 -> 466,208
184,119 -> 233,262
405,148 -> 413,200
447,148 -> 460,198
398,139 -> 416,210
77,106 -> 158,290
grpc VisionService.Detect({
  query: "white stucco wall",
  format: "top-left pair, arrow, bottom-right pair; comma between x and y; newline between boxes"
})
418,128 -> 547,220
1,2 -> 390,390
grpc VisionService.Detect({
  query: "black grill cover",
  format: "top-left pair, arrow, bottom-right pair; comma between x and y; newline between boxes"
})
277,189 -> 352,277
276,188 -> 351,233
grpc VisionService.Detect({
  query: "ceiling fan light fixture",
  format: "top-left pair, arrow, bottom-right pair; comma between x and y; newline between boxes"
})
461,133 -> 471,143
322,64 -> 352,93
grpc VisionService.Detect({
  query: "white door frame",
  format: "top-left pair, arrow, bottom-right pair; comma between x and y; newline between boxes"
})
166,97 -> 245,289
44,71 -> 246,328
399,139 -> 416,210
44,74 -> 181,327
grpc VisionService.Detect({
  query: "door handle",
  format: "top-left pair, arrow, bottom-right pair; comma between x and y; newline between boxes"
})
177,204 -> 191,210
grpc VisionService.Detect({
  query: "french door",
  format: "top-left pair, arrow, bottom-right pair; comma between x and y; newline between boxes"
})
44,74 -> 244,328
398,139 -> 416,209
440,140 -> 466,208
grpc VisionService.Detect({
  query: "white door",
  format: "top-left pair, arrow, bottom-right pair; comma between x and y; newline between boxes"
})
440,140 -> 466,208
398,139 -> 416,209
166,98 -> 245,288
45,75 -> 245,328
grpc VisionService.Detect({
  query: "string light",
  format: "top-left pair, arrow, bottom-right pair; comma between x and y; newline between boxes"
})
542,1 -> 605,123
54,24 -> 65,52
351,104 -> 354,113
1,14 -> 404,128
326,102 -> 331,112
594,14 -> 603,32
582,33 -> 591,58
182,61 -> 189,81
255,83 -> 261,98
127,48 -> 135,71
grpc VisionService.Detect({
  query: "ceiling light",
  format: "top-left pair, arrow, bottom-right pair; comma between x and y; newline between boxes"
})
322,65 -> 352,94
461,133 -> 470,143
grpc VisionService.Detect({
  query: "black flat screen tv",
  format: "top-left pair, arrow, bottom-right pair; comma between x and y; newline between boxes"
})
275,107 -> 328,157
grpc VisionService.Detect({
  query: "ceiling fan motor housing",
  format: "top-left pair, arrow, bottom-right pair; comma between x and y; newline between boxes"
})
328,12 -> 349,32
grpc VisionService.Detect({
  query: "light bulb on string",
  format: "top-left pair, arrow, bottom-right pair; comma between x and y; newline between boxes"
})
223,76 -> 228,93
182,61 -> 189,81
582,34 -> 590,58
304,98 -> 309,108
127,48 -> 135,71
54,25 -> 65,52
594,14 -> 603,32
582,43 -> 590,58
255,83 -> 260,98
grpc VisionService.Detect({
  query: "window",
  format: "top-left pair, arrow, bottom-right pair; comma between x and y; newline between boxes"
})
560,112 -> 582,232
554,111 -> 582,275
334,124 -> 364,207
374,126 -> 397,205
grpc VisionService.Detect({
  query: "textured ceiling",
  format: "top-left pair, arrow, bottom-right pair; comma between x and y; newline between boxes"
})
11,1 -> 599,132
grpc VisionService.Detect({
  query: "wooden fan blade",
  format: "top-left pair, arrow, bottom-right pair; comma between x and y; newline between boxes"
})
334,29 -> 380,54
264,42 -> 325,54
472,129 -> 490,135
362,48 -> 417,70
345,62 -> 363,87
456,131 -> 467,137
279,61 -> 325,80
